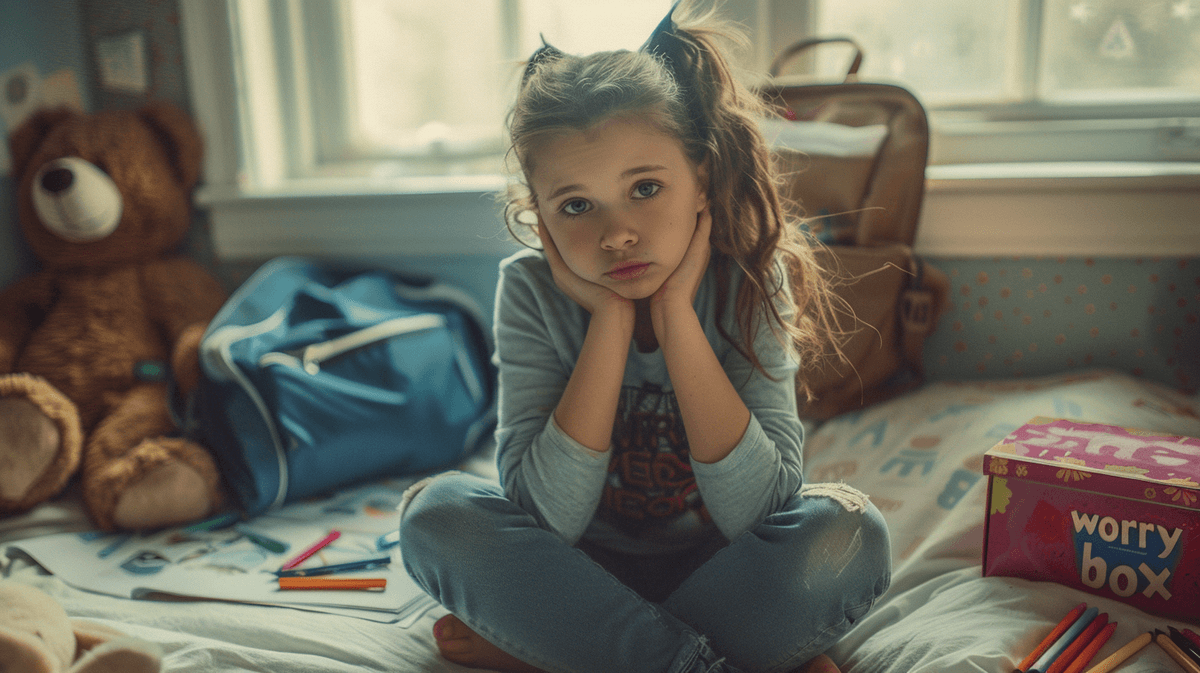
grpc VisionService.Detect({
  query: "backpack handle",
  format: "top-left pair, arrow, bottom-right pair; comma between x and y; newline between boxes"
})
769,37 -> 864,82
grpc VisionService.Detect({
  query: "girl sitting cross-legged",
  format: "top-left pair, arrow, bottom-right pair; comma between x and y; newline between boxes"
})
399,4 -> 892,672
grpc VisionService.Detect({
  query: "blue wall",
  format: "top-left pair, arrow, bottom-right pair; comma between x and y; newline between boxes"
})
0,0 -> 90,287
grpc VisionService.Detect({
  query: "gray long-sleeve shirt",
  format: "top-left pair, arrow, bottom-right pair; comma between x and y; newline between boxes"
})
492,248 -> 804,555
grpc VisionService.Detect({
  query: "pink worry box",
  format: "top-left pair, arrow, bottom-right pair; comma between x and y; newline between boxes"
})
982,417 -> 1200,622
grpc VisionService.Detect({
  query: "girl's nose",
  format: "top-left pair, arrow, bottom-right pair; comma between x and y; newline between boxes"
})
599,216 -> 637,250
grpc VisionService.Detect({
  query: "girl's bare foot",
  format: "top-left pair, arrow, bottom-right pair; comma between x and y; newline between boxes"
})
433,614 -> 545,673
794,653 -> 841,673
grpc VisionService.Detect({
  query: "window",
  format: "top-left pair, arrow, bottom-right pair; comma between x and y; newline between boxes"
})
179,0 -> 1199,260
211,0 -> 672,191
190,0 -> 1199,195
801,0 -> 1200,165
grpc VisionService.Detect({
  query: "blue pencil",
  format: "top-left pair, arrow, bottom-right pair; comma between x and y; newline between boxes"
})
273,554 -> 392,577
1029,607 -> 1099,673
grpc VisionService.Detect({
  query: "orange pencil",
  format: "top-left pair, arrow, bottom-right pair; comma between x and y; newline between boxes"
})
278,576 -> 387,590
1048,614 -> 1109,673
1017,603 -> 1089,673
1156,632 -> 1200,673
1062,622 -> 1116,673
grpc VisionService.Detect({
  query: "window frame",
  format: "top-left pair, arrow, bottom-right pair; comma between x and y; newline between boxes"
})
179,0 -> 1200,261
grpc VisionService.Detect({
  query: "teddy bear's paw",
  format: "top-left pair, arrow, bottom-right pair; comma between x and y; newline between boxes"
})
0,375 -> 82,513
0,398 -> 61,502
84,436 -> 223,530
72,638 -> 162,673
111,458 -> 214,530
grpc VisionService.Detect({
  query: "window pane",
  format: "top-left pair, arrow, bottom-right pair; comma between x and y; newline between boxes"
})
1040,0 -> 1200,102
813,0 -> 1020,105
343,0 -> 673,163
516,0 -> 673,55
345,0 -> 510,157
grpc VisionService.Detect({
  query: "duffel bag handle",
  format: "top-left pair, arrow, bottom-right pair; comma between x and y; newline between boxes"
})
769,37 -> 864,82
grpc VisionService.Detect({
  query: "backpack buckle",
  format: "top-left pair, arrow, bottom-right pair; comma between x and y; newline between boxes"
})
901,289 -> 934,335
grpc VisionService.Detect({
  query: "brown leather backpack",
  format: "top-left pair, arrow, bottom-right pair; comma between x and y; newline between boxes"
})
759,38 -> 951,420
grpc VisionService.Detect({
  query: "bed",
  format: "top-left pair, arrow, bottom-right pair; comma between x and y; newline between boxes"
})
3,367 -> 1197,672
4,248 -> 1200,673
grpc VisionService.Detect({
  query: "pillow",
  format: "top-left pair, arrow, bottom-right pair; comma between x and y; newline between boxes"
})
923,257 -> 1199,394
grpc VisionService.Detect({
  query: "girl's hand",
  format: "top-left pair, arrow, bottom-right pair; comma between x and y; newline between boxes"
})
538,218 -> 633,320
650,208 -> 712,322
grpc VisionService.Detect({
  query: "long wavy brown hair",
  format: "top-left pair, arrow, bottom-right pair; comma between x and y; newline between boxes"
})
502,2 -> 843,401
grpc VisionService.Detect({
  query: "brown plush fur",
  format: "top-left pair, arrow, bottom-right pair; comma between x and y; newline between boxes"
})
0,103 -> 228,530
0,375 -> 82,511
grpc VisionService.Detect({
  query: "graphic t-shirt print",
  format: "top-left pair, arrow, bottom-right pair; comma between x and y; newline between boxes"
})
598,383 -> 710,538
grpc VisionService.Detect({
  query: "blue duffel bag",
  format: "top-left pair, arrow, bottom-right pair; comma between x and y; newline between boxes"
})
184,257 -> 496,516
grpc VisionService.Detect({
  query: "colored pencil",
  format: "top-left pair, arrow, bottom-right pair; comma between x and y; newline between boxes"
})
1169,627 -> 1200,666
235,525 -> 290,554
1016,603 -> 1088,673
278,577 -> 387,590
183,511 -> 240,533
1157,631 -> 1200,673
1183,629 -> 1200,651
1083,632 -> 1151,673
1047,613 -> 1109,673
1062,622 -> 1117,673
1030,607 -> 1099,673
274,555 -> 391,578
279,530 -> 341,571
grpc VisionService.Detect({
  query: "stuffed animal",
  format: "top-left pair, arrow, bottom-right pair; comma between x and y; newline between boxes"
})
0,102 -> 228,530
0,580 -> 162,673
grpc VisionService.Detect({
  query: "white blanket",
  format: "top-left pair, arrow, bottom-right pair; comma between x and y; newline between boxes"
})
3,370 -> 1197,672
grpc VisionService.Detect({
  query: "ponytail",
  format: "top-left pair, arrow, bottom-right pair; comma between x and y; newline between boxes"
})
665,5 -> 838,398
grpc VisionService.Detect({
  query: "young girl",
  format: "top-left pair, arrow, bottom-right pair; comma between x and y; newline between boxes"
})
399,4 -> 891,672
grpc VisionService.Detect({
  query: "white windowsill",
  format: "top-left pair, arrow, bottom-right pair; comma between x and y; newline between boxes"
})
926,161 -> 1200,191
196,162 -> 1200,260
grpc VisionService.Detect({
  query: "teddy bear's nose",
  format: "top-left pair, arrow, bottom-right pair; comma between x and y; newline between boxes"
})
41,167 -> 75,194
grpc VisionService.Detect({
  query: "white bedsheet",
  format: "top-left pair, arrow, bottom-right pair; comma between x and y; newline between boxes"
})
3,369 -> 1197,672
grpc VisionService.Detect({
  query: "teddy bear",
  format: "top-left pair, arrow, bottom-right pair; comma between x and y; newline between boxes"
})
0,580 -> 162,673
0,102 -> 228,531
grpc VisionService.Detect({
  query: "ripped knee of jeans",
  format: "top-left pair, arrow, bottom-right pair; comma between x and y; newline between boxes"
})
398,469 -> 465,521
798,482 -> 889,582
799,481 -> 870,513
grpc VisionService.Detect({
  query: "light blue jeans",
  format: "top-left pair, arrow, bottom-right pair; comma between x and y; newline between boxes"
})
399,473 -> 890,673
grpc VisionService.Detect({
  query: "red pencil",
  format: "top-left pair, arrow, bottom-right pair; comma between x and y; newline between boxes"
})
1062,622 -> 1117,673
280,530 -> 341,571
1016,603 -> 1089,673
1047,614 -> 1109,673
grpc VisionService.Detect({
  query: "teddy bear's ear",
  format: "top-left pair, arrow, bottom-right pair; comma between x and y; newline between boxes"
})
8,107 -> 77,178
138,101 -> 204,190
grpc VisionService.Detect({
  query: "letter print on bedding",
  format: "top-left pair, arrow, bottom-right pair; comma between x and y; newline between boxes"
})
598,383 -> 710,539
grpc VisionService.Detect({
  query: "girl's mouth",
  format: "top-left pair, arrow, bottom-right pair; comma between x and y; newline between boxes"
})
606,262 -> 650,281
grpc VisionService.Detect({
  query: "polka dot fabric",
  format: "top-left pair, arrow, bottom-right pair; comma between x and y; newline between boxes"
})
923,257 -> 1199,393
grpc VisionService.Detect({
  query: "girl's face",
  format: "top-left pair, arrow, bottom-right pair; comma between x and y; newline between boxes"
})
529,116 -> 707,301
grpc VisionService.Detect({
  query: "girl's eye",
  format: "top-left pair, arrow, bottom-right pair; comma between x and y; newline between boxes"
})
633,182 -> 660,199
562,199 -> 591,216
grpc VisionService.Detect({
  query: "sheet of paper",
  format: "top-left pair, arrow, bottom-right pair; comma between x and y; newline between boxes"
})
5,476 -> 434,624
